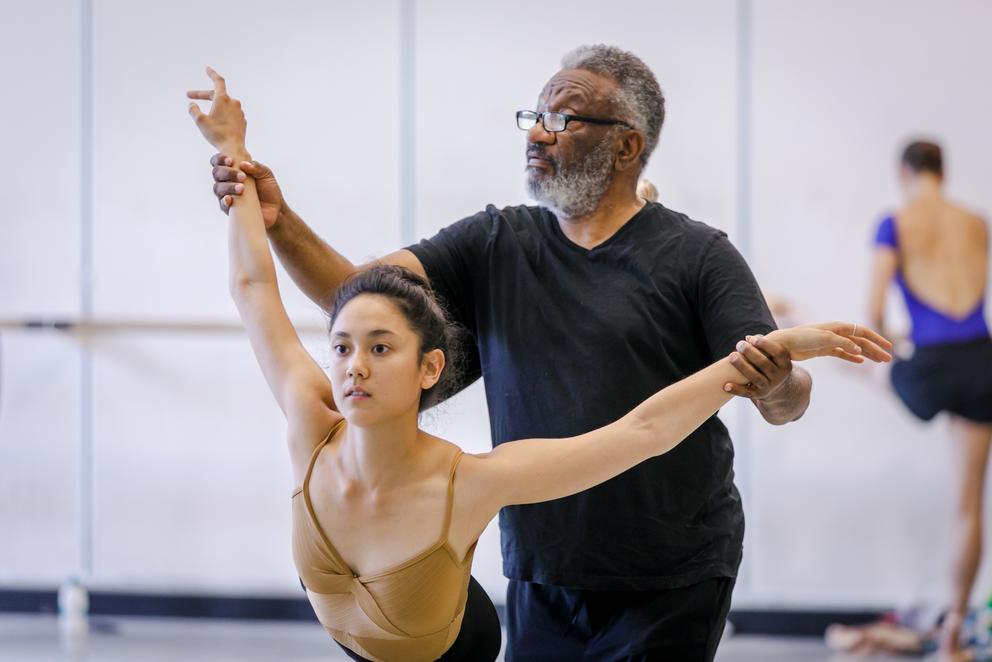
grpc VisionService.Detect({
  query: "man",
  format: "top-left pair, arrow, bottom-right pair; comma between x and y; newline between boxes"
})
207,45 -> 811,661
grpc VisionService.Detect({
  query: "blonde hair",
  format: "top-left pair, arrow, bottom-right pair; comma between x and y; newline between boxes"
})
637,178 -> 659,203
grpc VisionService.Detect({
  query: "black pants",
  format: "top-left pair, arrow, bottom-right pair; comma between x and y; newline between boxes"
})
505,577 -> 735,662
336,575 -> 502,662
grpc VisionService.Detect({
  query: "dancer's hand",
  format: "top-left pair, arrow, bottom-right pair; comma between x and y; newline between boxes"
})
208,154 -> 284,228
187,67 -> 247,156
762,322 -> 892,363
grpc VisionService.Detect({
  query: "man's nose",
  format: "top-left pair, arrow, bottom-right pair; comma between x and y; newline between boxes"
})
528,120 -> 555,145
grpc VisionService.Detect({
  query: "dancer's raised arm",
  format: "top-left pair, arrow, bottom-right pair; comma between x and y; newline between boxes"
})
188,68 -> 339,473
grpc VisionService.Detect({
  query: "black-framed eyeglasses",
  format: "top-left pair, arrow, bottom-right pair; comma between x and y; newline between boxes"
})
516,110 -> 633,133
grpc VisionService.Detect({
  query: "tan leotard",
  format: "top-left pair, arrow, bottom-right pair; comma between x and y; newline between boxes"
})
291,420 -> 476,662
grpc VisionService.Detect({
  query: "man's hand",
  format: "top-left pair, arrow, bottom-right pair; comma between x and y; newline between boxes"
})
725,334 -> 793,400
210,154 -> 284,229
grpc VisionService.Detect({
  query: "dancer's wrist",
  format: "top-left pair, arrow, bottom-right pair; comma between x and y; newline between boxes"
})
220,143 -> 251,164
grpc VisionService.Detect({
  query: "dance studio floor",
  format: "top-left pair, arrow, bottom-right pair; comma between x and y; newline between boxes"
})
0,614 -> 923,661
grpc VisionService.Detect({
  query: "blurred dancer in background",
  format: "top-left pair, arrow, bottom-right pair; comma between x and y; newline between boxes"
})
867,140 -> 992,660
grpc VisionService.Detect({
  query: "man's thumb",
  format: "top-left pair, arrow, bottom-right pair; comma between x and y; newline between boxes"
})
241,160 -> 271,178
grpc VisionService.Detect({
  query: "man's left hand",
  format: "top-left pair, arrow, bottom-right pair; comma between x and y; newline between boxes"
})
725,334 -> 791,400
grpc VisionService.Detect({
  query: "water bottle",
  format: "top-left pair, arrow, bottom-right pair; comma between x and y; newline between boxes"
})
57,576 -> 89,636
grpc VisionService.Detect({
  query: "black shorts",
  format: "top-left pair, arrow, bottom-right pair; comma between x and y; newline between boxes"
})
891,336 -> 992,424
335,575 -> 501,662
505,576 -> 736,662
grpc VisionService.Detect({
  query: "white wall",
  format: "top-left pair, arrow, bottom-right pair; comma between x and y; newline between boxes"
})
4,0 -> 992,613
742,0 -> 992,608
0,0 -> 81,585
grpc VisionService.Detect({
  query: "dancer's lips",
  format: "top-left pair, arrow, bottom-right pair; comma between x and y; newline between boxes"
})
345,386 -> 371,399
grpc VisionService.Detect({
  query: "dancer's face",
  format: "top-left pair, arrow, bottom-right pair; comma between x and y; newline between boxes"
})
525,69 -> 623,218
329,294 -> 443,426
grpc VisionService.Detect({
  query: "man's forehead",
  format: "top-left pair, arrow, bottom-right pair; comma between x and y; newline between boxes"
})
538,68 -> 615,109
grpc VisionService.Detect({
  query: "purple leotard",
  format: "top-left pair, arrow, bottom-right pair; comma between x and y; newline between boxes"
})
875,215 -> 989,347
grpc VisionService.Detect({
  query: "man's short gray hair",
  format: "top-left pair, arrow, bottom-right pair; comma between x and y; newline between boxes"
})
560,45 -> 665,167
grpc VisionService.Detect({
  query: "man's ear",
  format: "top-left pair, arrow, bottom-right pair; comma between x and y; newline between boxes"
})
615,130 -> 645,172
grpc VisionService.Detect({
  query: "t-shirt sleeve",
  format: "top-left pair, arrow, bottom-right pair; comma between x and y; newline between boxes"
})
405,210 -> 494,336
405,210 -> 494,396
695,233 -> 778,361
874,215 -> 898,248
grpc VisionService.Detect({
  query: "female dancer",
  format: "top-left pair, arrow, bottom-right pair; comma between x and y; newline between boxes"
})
868,140 -> 992,659
188,68 -> 891,662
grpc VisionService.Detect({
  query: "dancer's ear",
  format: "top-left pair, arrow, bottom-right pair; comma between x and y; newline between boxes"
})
420,349 -> 445,391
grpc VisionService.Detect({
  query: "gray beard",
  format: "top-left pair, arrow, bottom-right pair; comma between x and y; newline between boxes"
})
526,134 -> 616,218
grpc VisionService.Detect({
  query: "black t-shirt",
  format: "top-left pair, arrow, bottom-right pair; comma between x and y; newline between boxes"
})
407,202 -> 776,590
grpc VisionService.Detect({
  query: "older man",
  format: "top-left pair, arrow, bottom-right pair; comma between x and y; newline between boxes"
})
210,45 -> 810,661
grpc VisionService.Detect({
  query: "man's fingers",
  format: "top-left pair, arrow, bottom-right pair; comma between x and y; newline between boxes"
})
240,160 -> 271,178
188,102 -> 204,123
218,195 -> 231,215
736,341 -> 778,378
748,335 -> 791,369
209,153 -> 234,168
728,351 -> 770,390
186,90 -> 214,101
723,383 -> 753,397
212,165 -> 247,183
206,66 -> 227,97
213,181 -> 243,199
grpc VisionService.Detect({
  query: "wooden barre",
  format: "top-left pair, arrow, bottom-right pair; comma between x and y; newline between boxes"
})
0,318 -> 329,335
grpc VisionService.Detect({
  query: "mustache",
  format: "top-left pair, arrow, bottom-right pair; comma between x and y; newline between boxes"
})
526,144 -> 557,164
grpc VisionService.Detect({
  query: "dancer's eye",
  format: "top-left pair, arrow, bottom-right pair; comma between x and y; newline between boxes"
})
371,344 -> 389,355
333,344 -> 349,355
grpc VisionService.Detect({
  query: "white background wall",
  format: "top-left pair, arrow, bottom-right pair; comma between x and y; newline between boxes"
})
2,0 -> 991,611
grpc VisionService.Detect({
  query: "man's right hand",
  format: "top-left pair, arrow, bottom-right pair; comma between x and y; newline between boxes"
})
210,153 -> 284,229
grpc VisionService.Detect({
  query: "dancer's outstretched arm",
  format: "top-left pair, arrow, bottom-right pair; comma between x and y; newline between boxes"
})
463,324 -> 891,522
188,68 -> 340,475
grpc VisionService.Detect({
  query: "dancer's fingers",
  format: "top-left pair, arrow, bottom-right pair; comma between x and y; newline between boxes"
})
850,335 -> 892,362
851,323 -> 893,350
830,347 -> 865,364
188,102 -> 205,123
206,66 -> 227,97
186,90 -> 214,101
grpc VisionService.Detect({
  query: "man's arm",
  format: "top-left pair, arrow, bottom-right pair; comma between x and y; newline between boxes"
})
267,204 -> 425,311
210,154 -> 426,312
753,365 -> 812,424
